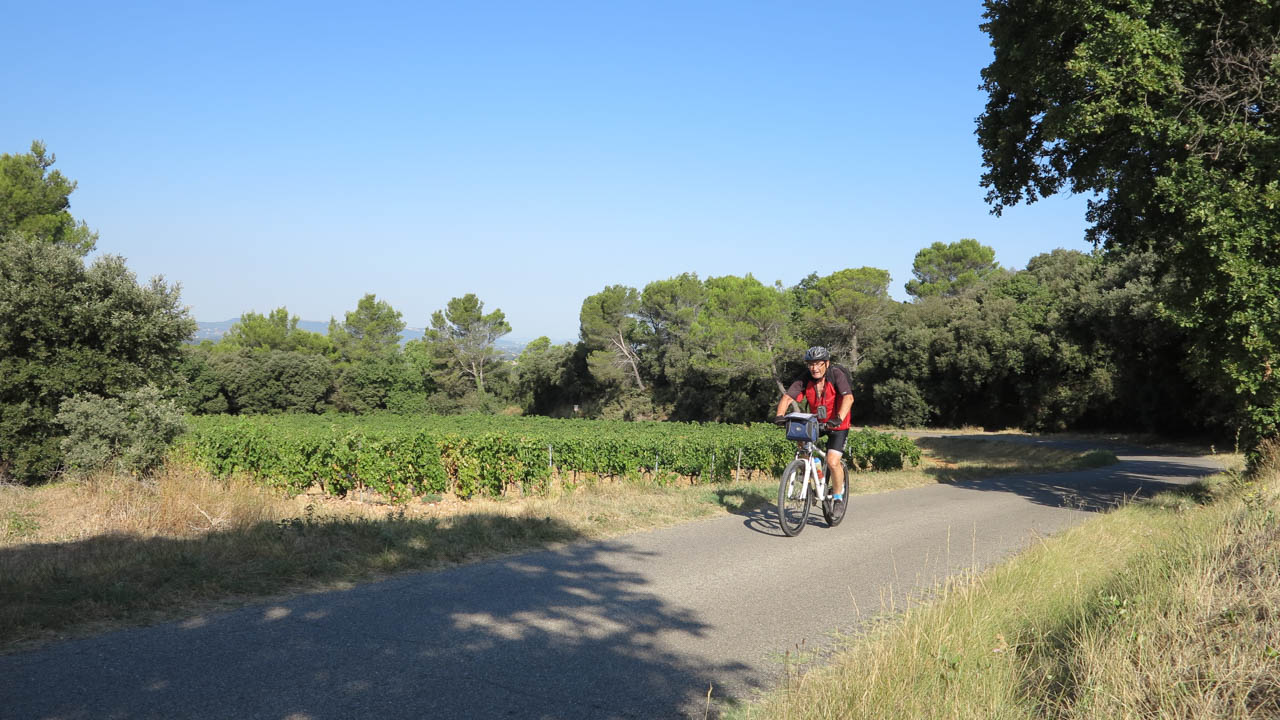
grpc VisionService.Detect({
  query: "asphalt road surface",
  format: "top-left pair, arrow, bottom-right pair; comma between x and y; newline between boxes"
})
0,439 -> 1223,719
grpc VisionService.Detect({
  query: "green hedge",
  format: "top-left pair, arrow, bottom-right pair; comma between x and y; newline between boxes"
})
183,414 -> 920,501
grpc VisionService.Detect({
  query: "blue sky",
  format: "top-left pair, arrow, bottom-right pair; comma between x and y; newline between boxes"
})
5,1 -> 1091,343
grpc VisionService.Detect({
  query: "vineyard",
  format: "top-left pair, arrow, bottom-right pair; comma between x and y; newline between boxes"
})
182,414 -> 921,501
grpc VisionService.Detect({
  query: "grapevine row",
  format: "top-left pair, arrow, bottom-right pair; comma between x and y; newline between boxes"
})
182,414 -> 920,501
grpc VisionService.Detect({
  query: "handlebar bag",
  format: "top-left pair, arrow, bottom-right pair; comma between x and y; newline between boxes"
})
784,414 -> 819,444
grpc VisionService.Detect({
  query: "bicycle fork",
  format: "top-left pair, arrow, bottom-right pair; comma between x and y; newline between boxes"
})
789,456 -> 827,501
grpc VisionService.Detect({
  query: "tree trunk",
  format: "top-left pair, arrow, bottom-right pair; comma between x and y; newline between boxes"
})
612,331 -> 646,392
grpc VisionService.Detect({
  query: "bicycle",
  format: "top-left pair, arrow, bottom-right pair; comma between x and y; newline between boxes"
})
775,411 -> 848,537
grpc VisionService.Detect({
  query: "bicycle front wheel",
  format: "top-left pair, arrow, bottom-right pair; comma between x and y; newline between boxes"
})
777,459 -> 811,537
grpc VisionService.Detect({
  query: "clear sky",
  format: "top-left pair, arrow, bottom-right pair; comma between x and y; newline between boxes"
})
5,1 -> 1091,343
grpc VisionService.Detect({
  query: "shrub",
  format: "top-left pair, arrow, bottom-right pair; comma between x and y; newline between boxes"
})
57,386 -> 187,477
873,378 -> 934,428
845,427 -> 922,471
0,239 -> 193,482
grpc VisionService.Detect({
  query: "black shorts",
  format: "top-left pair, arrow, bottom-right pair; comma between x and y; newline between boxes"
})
821,428 -> 848,455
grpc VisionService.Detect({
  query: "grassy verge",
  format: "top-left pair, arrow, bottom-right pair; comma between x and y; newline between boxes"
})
729,446 -> 1274,720
923,435 -> 1116,473
0,436 -> 1118,653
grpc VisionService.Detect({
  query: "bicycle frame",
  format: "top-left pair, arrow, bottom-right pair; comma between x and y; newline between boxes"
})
785,439 -> 828,504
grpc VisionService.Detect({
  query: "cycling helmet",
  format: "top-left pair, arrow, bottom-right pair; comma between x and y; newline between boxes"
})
803,346 -> 831,363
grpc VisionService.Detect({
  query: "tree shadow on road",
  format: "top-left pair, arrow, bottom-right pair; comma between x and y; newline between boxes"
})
0,516 -> 760,719
931,456 -> 1223,512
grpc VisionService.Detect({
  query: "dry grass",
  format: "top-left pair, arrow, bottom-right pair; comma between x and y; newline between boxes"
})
896,436 -> 1120,485
729,446 -> 1275,720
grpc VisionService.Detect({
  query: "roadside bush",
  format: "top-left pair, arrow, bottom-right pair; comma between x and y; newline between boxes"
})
0,240 -> 194,482
845,428 -> 922,471
57,386 -> 186,477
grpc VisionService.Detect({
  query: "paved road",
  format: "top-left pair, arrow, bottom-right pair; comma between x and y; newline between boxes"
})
0,441 -> 1223,719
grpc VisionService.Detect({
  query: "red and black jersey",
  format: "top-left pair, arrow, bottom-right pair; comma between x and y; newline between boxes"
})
785,365 -> 853,431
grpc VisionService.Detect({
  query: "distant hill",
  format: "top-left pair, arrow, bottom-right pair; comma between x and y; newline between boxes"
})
192,319 -> 563,355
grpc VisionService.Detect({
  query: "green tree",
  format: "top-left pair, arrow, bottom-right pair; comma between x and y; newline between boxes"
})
221,307 -> 331,355
174,345 -> 230,415
210,350 -> 335,414
1084,250 -> 1211,434
638,273 -> 707,391
795,267 -> 892,369
0,141 -> 97,254
329,293 -> 405,360
904,239 -> 1001,299
694,274 -> 797,395
0,242 -> 194,481
331,353 -> 421,414
977,0 -> 1280,447
579,285 -> 646,391
423,293 -> 511,395
514,337 -> 580,415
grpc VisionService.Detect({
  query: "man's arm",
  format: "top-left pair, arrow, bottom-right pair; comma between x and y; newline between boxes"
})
837,393 -> 854,424
775,394 -> 796,417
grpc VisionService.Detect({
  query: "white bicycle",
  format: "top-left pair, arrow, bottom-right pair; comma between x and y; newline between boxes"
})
776,410 -> 847,537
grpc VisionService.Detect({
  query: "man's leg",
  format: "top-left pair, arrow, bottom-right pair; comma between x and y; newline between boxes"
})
826,449 -> 845,496
824,429 -> 849,497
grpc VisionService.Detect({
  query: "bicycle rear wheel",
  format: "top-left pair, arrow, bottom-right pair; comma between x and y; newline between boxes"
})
777,459 -> 811,537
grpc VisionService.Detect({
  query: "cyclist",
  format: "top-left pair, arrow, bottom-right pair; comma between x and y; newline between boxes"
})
773,346 -> 854,507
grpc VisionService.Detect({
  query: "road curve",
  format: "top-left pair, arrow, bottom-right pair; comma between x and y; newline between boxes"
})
0,441 -> 1223,719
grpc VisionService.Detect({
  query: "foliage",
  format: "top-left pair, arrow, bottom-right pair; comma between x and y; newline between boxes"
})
328,293 -> 404,361
793,267 -> 892,369
515,337 -> 583,416
331,353 -> 423,414
872,378 -> 934,428
844,428 -> 923,471
694,274 -> 797,395
579,285 -> 646,391
220,307 -> 331,355
904,239 -> 1000,299
859,248 -> 1207,433
629,272 -> 801,422
978,0 -> 1280,449
638,272 -> 707,390
183,413 -> 921,501
56,385 -> 186,477
0,240 -> 194,482
211,349 -> 336,414
422,293 -> 511,395
173,346 -> 230,415
0,141 -> 96,254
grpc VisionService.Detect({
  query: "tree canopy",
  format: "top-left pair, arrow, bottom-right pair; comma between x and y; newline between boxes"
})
221,307 -> 330,355
977,0 -> 1280,448
424,294 -> 511,395
794,267 -> 892,369
579,285 -> 646,391
0,141 -> 97,254
905,239 -> 1000,299
329,293 -> 405,360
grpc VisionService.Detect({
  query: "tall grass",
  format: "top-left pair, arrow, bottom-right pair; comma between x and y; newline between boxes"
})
730,444 -> 1275,719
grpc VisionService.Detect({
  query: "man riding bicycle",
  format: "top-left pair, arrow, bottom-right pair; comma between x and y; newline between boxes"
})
773,346 -> 854,507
